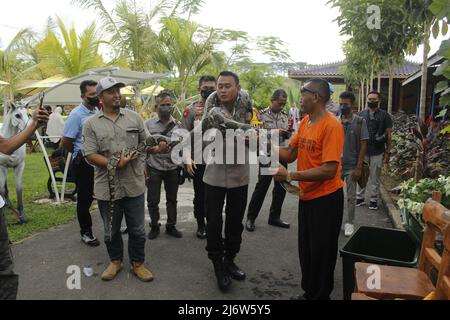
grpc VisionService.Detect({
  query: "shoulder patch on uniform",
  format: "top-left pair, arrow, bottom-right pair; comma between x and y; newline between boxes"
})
183,107 -> 190,118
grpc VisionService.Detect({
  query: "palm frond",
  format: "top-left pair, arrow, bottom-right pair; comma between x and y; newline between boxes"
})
71,0 -> 124,43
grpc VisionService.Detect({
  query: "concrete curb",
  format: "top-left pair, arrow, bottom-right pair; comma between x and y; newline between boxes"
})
380,182 -> 404,230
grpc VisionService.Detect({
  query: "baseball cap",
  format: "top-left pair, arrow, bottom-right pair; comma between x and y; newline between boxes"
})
96,77 -> 126,95
328,82 -> 335,94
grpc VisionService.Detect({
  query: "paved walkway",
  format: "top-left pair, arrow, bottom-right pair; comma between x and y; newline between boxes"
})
12,164 -> 393,300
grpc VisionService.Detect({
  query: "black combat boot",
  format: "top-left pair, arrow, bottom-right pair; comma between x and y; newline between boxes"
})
212,258 -> 231,292
148,224 -> 161,240
224,257 -> 246,281
196,220 -> 207,239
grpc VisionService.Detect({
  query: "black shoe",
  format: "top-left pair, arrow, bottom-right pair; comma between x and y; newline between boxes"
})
224,258 -> 246,281
166,226 -> 183,238
196,224 -> 207,239
268,218 -> 290,229
245,219 -> 255,232
213,259 -> 231,292
369,201 -> 379,210
148,225 -> 160,240
18,212 -> 28,224
81,232 -> 100,247
356,198 -> 365,207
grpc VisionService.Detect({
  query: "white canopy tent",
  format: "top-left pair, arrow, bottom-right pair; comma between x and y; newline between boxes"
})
24,67 -> 167,203
25,66 -> 167,106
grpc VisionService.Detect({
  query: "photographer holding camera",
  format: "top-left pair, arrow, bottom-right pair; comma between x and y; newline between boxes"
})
356,91 -> 393,211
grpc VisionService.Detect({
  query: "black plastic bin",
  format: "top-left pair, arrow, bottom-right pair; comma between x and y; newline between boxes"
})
340,226 -> 420,300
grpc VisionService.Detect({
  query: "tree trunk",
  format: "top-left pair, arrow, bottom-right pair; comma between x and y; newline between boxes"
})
366,78 -> 370,106
370,66 -> 374,91
377,75 -> 381,92
360,80 -> 365,111
419,22 -> 431,122
388,61 -> 393,114
388,74 -> 393,114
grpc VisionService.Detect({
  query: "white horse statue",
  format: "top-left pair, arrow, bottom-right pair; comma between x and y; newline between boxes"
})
0,102 -> 29,224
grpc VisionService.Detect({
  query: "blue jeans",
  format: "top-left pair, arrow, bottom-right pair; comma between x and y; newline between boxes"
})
98,194 -> 146,263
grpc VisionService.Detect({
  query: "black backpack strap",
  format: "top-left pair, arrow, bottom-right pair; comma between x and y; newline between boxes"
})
160,121 -> 177,137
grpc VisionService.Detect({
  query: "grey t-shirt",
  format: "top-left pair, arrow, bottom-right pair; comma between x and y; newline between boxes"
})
360,108 -> 393,156
341,115 -> 369,171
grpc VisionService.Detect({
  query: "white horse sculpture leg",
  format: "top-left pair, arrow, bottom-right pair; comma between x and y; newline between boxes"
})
14,161 -> 27,223
0,104 -> 29,224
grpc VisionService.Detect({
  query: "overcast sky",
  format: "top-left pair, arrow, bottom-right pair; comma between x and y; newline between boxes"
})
0,0 -> 446,65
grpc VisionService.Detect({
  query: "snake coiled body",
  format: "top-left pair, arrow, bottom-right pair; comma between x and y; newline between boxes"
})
106,135 -> 182,238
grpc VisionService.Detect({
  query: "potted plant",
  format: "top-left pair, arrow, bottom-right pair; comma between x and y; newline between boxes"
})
398,176 -> 450,244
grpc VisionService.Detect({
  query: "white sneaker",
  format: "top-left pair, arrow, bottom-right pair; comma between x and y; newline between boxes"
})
344,223 -> 354,237
81,233 -> 100,247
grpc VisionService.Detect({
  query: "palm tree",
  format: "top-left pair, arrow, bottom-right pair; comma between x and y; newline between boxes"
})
151,17 -> 219,101
35,16 -> 104,78
113,0 -> 158,71
71,0 -> 170,72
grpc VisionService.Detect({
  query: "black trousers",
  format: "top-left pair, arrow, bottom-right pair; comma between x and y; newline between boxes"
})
298,188 -> 344,300
205,184 -> 248,262
72,157 -> 94,235
193,165 -> 206,224
247,163 -> 287,221
147,167 -> 179,228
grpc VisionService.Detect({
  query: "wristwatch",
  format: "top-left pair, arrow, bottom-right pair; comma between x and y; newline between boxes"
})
286,171 -> 292,183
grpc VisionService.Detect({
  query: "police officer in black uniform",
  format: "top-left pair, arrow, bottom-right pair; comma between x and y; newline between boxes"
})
182,76 -> 217,239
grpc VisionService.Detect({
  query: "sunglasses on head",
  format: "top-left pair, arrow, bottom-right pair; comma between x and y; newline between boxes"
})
301,86 -> 318,95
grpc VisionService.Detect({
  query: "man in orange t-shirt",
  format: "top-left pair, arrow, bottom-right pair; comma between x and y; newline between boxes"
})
274,78 -> 345,300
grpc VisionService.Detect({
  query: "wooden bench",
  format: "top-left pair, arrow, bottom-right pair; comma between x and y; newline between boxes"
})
353,198 -> 450,300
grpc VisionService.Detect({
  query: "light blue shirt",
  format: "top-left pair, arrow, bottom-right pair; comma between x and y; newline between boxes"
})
63,103 -> 97,157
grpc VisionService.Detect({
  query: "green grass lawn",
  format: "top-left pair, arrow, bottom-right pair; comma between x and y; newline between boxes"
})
4,150 -> 77,243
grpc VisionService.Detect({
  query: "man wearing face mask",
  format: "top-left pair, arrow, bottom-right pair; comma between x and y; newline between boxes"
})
182,76 -> 217,239
146,91 -> 185,240
63,80 -> 101,247
356,91 -> 393,211
339,92 -> 369,237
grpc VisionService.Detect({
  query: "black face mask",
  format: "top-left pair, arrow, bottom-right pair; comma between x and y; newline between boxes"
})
86,96 -> 100,107
201,89 -> 215,100
341,104 -> 351,116
368,101 -> 379,109
158,105 -> 173,118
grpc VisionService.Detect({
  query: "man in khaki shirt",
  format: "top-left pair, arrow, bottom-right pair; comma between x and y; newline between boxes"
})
202,71 -> 253,292
83,77 -> 156,283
